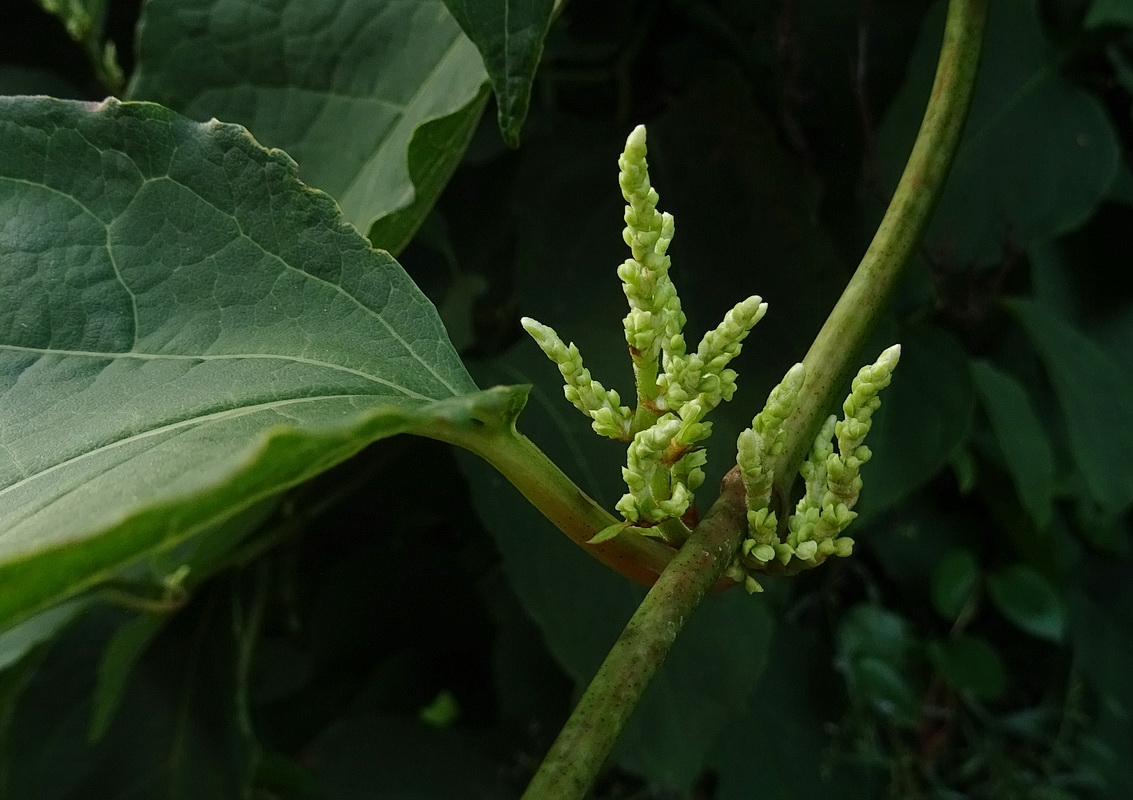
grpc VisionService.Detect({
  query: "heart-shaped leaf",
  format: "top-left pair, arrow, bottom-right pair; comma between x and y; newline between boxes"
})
0,96 -> 508,631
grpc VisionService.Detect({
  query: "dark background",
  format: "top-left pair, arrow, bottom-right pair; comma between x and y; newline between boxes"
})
4,0 -> 1133,798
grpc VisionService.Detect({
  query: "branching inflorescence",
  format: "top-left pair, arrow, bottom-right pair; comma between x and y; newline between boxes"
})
730,346 -> 900,592
522,125 -> 899,578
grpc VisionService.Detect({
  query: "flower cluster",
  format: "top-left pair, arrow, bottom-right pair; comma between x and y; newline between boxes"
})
729,345 -> 901,593
522,124 -> 898,566
522,125 -> 766,537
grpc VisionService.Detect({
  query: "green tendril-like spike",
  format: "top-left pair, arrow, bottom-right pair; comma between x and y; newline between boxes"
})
521,317 -> 634,440
736,363 -> 806,544
659,296 -> 769,416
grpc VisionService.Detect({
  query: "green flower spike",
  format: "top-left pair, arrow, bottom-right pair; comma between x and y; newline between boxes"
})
616,416 -> 695,526
737,363 -> 807,547
732,346 -> 900,593
524,124 -> 776,544
787,345 -> 901,558
520,317 -> 634,440
617,125 -> 686,410
659,296 -> 769,416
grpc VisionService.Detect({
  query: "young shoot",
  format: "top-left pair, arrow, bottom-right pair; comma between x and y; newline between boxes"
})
523,125 -> 900,567
523,125 -> 767,543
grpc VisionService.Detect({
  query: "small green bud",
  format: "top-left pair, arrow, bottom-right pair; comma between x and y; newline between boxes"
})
726,561 -> 748,584
839,344 -> 901,453
696,296 -> 768,364
834,537 -> 855,557
795,540 -> 818,561
618,126 -> 685,363
752,543 -> 777,563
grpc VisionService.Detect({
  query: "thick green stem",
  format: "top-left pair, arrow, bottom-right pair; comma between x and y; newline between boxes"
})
429,420 -> 677,586
520,470 -> 748,800
768,0 -> 988,496
520,1 -> 988,795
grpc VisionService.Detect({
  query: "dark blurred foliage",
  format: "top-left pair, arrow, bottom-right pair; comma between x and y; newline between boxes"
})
5,0 -> 1133,797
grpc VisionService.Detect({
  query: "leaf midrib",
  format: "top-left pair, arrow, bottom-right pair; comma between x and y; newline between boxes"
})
0,391 -> 384,508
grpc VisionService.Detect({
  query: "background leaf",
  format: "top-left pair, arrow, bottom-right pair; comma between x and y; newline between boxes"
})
876,0 -> 1120,266
856,322 -> 974,514
1010,298 -> 1133,516
835,605 -> 919,723
0,600 -> 90,673
710,624 -> 874,800
970,359 -> 1056,526
306,714 -> 505,799
987,564 -> 1066,642
931,548 -> 980,621
442,0 -> 556,147
128,0 -> 488,249
1086,0 -> 1133,28
928,635 -> 1007,699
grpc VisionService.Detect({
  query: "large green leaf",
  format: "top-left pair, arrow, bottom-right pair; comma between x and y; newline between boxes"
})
0,96 -> 504,631
877,0 -> 1119,266
1010,299 -> 1133,515
128,0 -> 488,250
366,87 -> 490,254
441,0 -> 556,147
